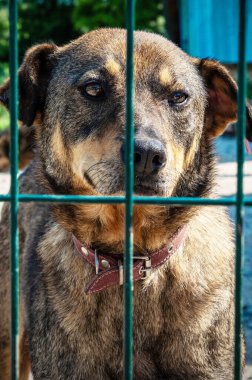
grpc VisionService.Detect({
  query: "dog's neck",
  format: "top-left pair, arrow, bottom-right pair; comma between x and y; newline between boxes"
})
53,202 -> 195,255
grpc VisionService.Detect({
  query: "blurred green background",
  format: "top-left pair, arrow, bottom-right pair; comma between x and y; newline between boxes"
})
0,0 -> 168,63
0,62 -> 9,130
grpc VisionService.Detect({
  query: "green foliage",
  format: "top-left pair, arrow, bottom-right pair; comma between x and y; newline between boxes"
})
0,6 -> 9,61
0,61 -> 8,86
0,62 -> 9,131
0,0 -> 78,61
72,0 -> 165,35
18,0 -> 78,60
0,108 -> 9,131
0,0 -> 166,61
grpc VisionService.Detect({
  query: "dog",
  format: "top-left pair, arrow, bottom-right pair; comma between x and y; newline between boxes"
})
0,28 -> 252,380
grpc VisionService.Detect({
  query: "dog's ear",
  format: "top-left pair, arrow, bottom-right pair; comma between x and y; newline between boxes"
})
194,58 -> 252,141
0,43 -> 57,127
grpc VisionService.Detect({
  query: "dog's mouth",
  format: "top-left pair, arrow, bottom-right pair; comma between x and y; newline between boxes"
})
84,171 -> 167,196
133,181 -> 166,196
134,186 -> 162,196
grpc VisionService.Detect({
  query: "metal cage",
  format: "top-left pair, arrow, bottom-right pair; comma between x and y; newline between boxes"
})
1,0 -> 251,378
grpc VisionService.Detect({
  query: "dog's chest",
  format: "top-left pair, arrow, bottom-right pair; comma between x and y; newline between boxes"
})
31,217 -> 234,378
37,224 -> 168,333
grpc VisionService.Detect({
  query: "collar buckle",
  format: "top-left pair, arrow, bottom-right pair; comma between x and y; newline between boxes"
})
134,256 -> 152,278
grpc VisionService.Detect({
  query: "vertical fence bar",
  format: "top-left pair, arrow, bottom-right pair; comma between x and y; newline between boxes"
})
123,0 -> 135,379
179,0 -> 189,53
234,0 -> 247,378
9,0 -> 19,379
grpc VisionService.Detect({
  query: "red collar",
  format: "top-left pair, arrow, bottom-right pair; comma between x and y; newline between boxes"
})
72,225 -> 188,294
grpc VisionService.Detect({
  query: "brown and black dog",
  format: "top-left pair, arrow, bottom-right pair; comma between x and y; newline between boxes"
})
0,29 -> 252,380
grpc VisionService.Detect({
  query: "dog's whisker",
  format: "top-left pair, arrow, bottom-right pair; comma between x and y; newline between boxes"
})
86,160 -> 112,173
87,160 -> 120,173
92,172 -> 117,189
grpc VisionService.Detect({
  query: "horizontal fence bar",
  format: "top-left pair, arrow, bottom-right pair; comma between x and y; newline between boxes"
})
0,195 -> 11,201
18,194 -> 125,204
1,194 -> 252,206
134,197 -> 252,206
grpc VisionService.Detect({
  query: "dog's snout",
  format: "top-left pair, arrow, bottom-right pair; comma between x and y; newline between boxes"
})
134,139 -> 167,174
120,139 -> 166,174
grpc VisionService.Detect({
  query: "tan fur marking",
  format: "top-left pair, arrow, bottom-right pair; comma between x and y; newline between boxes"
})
71,138 -> 102,179
159,67 -> 172,87
51,124 -> 68,161
71,128 -> 118,180
32,112 -> 43,127
169,142 -> 185,183
105,59 -> 121,76
20,332 -> 31,380
184,138 -> 199,169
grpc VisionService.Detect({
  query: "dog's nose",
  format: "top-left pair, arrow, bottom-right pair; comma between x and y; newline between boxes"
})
120,139 -> 167,174
134,139 -> 167,174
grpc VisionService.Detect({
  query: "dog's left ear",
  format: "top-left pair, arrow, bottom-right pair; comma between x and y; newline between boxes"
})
194,58 -> 252,141
0,43 -> 57,127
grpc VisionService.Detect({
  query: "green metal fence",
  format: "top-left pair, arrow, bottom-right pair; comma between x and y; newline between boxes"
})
1,0 -> 251,379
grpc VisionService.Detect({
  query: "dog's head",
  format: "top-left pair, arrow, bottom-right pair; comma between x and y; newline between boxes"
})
1,29 -> 252,198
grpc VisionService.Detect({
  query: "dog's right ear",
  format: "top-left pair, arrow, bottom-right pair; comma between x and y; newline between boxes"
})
192,58 -> 252,141
0,43 -> 57,127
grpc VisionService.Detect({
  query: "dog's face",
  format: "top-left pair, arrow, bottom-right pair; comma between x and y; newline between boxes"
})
44,30 -> 208,197
1,29 -> 252,197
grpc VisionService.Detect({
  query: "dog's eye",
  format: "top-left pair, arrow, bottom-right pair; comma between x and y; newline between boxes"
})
168,92 -> 188,106
81,81 -> 105,98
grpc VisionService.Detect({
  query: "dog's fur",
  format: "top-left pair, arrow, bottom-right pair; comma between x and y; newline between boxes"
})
0,29 -> 252,380
0,126 -> 35,172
